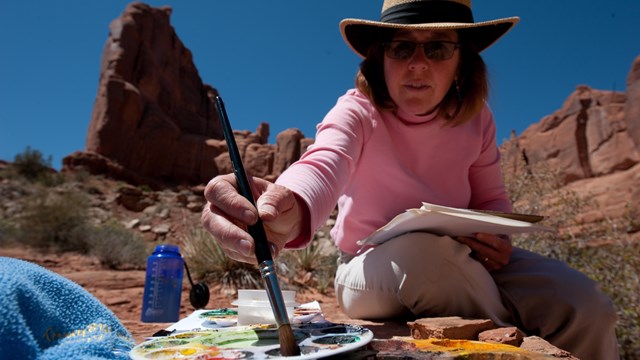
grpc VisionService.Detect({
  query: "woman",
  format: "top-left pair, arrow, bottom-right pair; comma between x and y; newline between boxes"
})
201,1 -> 619,358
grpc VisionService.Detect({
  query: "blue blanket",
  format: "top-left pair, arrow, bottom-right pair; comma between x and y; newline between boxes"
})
0,256 -> 135,359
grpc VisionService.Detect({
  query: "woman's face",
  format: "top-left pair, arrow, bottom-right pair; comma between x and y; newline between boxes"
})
383,29 -> 460,116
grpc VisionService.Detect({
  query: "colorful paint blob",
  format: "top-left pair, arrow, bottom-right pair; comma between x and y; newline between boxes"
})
313,335 -> 360,345
198,309 -> 239,327
130,323 -> 373,360
199,309 -> 238,318
409,338 -> 553,359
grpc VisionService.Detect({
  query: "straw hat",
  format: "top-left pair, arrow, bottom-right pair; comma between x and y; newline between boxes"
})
340,0 -> 519,58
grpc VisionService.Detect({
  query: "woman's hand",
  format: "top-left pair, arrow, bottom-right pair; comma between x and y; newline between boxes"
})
200,173 -> 308,264
454,233 -> 512,272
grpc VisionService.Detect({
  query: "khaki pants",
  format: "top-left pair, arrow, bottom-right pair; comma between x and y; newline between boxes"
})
335,232 -> 619,359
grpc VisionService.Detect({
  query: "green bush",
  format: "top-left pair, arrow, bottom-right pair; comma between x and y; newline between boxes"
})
17,188 -> 91,252
15,188 -> 150,269
12,146 -> 61,185
0,219 -> 17,246
87,221 -> 150,269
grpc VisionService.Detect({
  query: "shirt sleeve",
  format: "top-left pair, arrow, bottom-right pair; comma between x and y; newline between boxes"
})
467,106 -> 513,213
276,91 -> 373,248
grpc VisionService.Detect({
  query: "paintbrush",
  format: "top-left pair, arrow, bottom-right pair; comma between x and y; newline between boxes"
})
215,95 -> 301,357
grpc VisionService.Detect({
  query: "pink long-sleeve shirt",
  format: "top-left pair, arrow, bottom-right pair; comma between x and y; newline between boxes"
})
276,89 -> 512,255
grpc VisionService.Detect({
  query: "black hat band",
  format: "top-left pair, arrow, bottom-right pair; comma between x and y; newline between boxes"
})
380,1 -> 474,24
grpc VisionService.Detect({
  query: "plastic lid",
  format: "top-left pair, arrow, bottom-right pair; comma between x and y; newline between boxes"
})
232,300 -> 299,307
154,244 -> 180,254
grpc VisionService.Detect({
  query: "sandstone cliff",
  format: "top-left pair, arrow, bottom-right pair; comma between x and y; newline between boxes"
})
64,3 -> 312,187
501,55 -> 640,226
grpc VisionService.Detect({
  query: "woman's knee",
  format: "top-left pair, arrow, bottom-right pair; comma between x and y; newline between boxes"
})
376,232 -> 470,272
335,282 -> 409,320
376,233 -> 505,319
334,233 -> 458,319
581,285 -> 617,326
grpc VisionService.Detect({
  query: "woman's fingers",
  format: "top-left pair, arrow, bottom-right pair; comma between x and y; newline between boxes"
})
204,174 -> 258,225
257,183 -> 304,248
201,202 -> 256,263
475,233 -> 512,267
454,233 -> 512,271
201,174 -> 299,263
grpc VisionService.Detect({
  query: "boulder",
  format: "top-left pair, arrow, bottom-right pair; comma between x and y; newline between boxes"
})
520,336 -> 579,359
478,327 -> 525,347
408,317 -> 495,340
273,128 -> 305,177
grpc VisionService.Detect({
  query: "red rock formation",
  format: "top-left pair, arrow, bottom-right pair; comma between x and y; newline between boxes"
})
65,3 -> 313,187
626,55 -> 640,152
504,85 -> 639,185
502,55 -> 640,228
273,128 -> 305,179
83,2 -> 224,185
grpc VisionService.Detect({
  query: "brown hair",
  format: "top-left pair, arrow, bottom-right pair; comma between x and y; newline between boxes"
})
355,30 -> 488,126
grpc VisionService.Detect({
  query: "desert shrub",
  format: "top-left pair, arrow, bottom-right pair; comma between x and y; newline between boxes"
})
279,236 -> 338,294
181,228 -> 261,291
0,219 -> 17,246
139,184 -> 153,193
12,146 -> 63,185
69,168 -> 92,184
17,188 -> 91,252
87,221 -> 150,269
622,202 -> 640,234
182,226 -> 339,294
502,144 -> 640,359
14,146 -> 51,179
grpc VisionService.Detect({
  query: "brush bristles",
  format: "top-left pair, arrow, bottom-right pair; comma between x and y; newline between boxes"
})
278,323 -> 300,356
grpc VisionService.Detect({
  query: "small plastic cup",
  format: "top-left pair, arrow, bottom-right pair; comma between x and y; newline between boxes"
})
233,289 -> 297,325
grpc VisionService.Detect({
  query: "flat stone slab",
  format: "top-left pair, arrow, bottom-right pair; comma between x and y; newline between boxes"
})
520,336 -> 580,359
408,316 -> 496,340
479,326 -> 525,346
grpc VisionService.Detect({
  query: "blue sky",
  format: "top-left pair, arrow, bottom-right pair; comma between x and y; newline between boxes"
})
1,1 -> 639,170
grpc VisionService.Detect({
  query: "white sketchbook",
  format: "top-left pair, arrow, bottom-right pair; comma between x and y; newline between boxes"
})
357,202 -> 555,247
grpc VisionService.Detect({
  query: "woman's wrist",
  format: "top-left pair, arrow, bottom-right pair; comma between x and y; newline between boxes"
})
284,194 -> 312,249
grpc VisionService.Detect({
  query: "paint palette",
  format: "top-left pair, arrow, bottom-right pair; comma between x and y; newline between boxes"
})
130,322 -> 373,359
198,308 -> 238,327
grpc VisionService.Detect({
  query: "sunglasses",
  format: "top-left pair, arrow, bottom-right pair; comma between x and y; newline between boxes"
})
383,40 -> 460,61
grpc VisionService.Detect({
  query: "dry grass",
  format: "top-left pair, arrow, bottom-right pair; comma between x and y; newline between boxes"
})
181,228 -> 262,291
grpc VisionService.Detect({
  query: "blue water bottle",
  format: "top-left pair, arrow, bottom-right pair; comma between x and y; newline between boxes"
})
141,244 -> 184,322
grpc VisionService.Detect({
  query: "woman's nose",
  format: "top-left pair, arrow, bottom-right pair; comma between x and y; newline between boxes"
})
408,48 -> 429,71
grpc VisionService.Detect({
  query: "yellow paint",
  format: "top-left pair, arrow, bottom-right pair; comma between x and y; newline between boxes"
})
178,348 -> 199,355
410,338 -> 532,354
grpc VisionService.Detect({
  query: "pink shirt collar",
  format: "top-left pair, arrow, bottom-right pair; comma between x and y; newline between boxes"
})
394,106 -> 440,124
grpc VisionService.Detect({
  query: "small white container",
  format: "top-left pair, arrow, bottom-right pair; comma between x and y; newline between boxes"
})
233,289 -> 297,325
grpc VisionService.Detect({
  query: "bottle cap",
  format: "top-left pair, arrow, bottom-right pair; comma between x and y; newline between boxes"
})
154,244 -> 180,254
